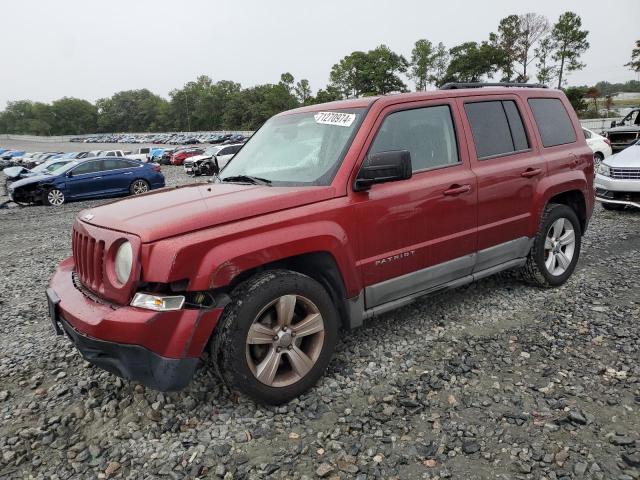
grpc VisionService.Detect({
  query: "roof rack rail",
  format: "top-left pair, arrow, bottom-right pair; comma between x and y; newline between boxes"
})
439,82 -> 548,90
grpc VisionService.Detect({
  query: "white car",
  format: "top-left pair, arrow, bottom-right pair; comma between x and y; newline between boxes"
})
582,128 -> 612,169
126,147 -> 152,162
595,140 -> 640,210
183,144 -> 243,176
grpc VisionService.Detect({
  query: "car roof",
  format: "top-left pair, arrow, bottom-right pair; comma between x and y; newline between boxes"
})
284,86 -> 554,116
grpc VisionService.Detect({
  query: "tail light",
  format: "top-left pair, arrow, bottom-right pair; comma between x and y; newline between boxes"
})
152,164 -> 161,172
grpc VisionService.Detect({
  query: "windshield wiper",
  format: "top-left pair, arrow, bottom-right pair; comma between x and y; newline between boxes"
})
221,175 -> 272,186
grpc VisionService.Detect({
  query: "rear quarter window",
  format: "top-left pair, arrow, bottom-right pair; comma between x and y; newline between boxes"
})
528,98 -> 577,147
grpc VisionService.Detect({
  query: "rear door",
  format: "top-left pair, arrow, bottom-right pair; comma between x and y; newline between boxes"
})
354,99 -> 478,308
458,95 -> 544,268
100,158 -> 140,194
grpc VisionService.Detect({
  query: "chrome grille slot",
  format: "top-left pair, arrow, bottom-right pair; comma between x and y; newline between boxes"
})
610,168 -> 640,180
72,228 -> 105,292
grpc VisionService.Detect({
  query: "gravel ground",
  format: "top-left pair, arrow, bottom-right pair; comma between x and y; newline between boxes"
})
0,158 -> 639,479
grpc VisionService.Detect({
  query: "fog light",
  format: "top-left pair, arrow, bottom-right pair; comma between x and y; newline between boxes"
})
131,293 -> 185,311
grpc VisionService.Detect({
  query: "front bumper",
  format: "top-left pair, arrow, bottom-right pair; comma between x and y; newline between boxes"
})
595,173 -> 640,208
48,257 -> 225,391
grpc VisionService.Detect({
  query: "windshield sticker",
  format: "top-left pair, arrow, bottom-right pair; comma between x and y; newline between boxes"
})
314,112 -> 356,127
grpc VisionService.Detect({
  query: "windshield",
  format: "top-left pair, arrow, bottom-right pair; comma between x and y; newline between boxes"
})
220,108 -> 365,186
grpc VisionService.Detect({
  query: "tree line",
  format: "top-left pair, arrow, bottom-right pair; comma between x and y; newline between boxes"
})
1,11 -> 638,136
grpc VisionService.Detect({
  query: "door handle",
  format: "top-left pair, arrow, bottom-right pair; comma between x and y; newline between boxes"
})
521,168 -> 542,178
124,172 -> 133,175
93,176 -> 102,180
443,184 -> 471,196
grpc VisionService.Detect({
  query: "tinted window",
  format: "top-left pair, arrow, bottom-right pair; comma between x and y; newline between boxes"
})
229,145 -> 242,154
72,161 -> 100,175
464,100 -> 529,159
528,98 -> 577,147
219,147 -> 231,156
369,105 -> 459,171
116,151 -> 123,157
503,101 -> 529,151
103,159 -> 134,170
140,148 -> 149,154
105,151 -> 115,157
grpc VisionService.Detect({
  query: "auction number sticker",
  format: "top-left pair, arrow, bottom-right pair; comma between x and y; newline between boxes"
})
314,111 -> 356,127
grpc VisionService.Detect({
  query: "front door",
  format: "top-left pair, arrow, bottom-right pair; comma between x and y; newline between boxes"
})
354,100 -> 478,308
67,160 -> 108,198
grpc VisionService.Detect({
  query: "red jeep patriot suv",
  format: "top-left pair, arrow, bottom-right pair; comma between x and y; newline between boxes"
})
47,83 -> 594,404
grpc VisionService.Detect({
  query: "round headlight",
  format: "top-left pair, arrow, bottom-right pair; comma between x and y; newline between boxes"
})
114,241 -> 133,284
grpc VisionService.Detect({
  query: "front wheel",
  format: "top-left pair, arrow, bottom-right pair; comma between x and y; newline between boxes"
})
211,270 -> 339,404
522,203 -> 581,288
43,188 -> 66,206
130,179 -> 149,195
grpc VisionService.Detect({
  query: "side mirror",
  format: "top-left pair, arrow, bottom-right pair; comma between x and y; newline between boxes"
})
354,150 -> 412,192
66,171 -> 73,178
610,121 -> 617,128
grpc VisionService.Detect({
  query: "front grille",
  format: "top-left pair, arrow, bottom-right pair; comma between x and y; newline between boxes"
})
610,167 -> 640,180
72,229 -> 105,293
184,161 -> 193,167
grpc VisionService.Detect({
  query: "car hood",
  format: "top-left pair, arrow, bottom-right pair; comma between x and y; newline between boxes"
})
2,166 -> 28,178
604,144 -> 640,168
9,174 -> 55,189
79,182 -> 337,242
185,154 -> 212,163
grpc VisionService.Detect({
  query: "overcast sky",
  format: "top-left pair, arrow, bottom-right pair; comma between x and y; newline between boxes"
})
2,0 -> 638,108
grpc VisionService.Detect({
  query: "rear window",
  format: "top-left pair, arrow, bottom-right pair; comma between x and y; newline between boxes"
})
528,98 -> 576,147
464,100 -> 529,159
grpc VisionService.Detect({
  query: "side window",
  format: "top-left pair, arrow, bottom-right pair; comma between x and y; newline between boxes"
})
582,128 -> 591,139
72,161 -> 99,175
230,145 -> 242,154
369,105 -> 459,172
528,98 -> 577,147
464,100 -> 529,159
116,151 -> 123,157
141,148 -> 149,154
103,159 -> 132,170
105,151 -> 115,157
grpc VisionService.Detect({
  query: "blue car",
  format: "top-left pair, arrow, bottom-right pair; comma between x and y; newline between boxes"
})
8,157 -> 165,206
2,150 -> 26,160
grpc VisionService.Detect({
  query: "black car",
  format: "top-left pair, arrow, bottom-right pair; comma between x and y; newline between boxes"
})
605,108 -> 640,152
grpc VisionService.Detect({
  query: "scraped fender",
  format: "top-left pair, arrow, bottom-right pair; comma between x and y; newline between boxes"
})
188,221 -> 361,296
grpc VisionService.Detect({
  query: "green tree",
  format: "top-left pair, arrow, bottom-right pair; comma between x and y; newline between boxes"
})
329,45 -> 408,97
585,86 -> 599,112
294,79 -> 312,104
310,86 -> 343,104
429,42 -> 450,87
443,41 -> 504,84
50,98 -> 97,134
534,36 -> 557,85
626,40 -> 640,72
495,15 -> 522,81
223,83 -> 298,130
97,89 -> 166,132
410,39 -> 435,91
279,72 -> 295,94
563,86 -> 587,114
550,12 -> 589,88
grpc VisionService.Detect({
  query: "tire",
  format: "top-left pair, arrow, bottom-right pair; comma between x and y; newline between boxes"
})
210,270 -> 339,405
130,179 -> 150,195
602,202 -> 625,211
43,188 -> 66,206
522,203 -> 581,288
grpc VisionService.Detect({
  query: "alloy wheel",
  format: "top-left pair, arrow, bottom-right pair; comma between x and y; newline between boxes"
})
544,218 -> 576,276
47,189 -> 65,206
245,294 -> 325,387
132,180 -> 149,195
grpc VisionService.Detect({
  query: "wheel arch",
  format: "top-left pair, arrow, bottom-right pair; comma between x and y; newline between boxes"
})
545,189 -> 588,233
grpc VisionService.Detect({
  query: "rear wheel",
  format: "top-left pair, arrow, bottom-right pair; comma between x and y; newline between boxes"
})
210,270 -> 339,404
43,188 -> 65,206
130,179 -> 149,195
522,203 -> 581,288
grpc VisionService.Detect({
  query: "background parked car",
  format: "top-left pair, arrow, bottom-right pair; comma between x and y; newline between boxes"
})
595,139 -> 640,210
8,157 -> 165,206
583,128 -> 612,169
184,143 -> 243,176
170,147 -> 204,165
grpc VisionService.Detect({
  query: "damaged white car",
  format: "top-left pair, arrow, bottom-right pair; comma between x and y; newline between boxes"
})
595,140 -> 640,210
